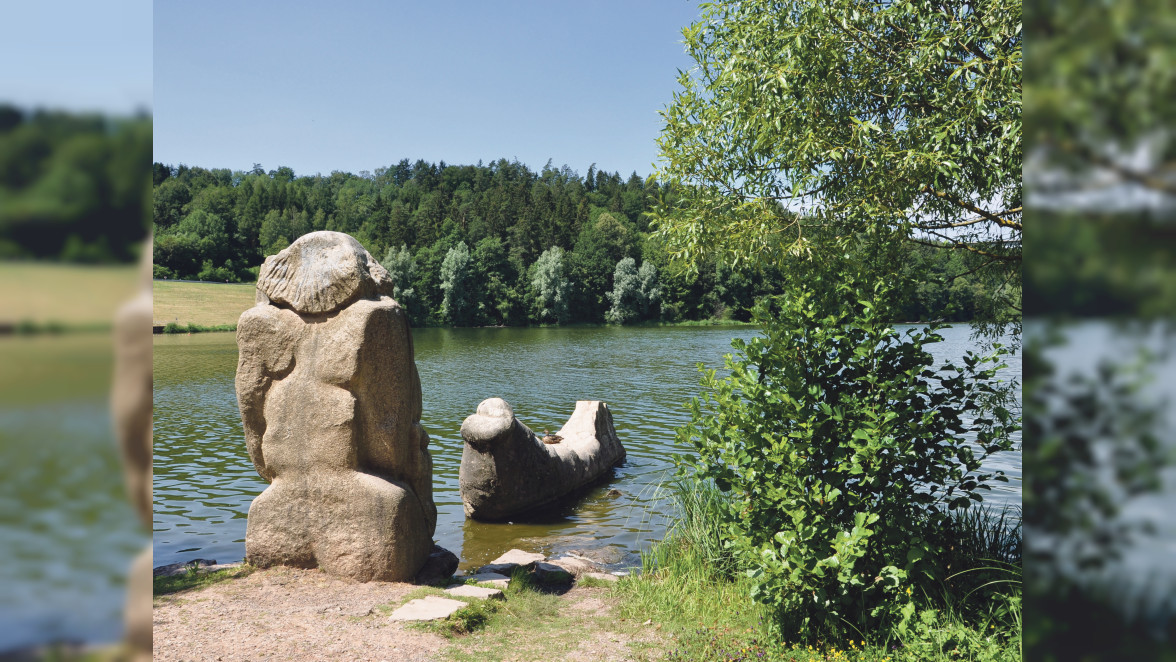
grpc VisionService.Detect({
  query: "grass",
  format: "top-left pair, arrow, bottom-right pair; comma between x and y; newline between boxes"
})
159,322 -> 238,334
21,642 -> 132,662
152,279 -> 256,327
153,563 -> 255,596
610,480 -> 1023,662
0,261 -> 137,327
371,568 -> 655,661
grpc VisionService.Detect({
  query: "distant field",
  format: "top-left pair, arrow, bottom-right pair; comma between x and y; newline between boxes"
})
152,279 -> 256,327
0,262 -> 138,325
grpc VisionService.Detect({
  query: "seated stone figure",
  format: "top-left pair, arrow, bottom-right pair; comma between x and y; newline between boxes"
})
235,231 -> 436,582
459,398 -> 625,520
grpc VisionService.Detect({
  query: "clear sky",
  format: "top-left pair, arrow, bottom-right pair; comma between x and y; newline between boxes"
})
153,1 -> 704,178
1,0 -> 152,115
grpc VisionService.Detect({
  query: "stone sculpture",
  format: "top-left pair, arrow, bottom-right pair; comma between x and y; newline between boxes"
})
459,398 -> 625,520
235,231 -> 436,582
112,238 -> 153,661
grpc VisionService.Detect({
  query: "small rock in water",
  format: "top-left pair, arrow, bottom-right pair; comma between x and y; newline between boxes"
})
483,549 -> 545,574
549,556 -> 601,578
568,546 -> 626,565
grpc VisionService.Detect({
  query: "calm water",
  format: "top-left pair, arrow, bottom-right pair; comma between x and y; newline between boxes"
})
152,325 -> 1022,572
0,334 -> 147,653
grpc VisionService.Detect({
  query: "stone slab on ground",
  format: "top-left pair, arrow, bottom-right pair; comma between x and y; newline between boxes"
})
534,562 -> 573,584
388,596 -> 469,621
465,572 -> 511,588
445,585 -> 505,600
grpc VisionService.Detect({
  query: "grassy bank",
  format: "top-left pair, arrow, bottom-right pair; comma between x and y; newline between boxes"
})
152,279 -> 256,327
0,262 -> 137,329
612,481 -> 1022,662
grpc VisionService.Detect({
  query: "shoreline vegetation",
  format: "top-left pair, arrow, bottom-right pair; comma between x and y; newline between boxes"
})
151,481 -> 1021,662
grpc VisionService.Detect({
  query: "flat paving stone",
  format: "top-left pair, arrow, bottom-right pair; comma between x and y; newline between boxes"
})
466,572 -> 511,588
445,585 -> 505,600
388,596 -> 468,621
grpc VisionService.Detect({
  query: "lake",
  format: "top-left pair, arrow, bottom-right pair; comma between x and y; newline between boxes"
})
0,334 -> 147,653
153,324 -> 1023,572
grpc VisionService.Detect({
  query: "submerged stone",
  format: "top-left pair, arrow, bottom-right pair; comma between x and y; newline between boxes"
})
459,398 -> 626,520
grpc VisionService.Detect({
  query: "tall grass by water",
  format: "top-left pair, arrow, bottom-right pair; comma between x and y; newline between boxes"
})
615,479 -> 1023,661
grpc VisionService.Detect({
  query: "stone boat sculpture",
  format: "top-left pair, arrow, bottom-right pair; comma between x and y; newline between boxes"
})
235,231 -> 436,582
459,397 -> 625,520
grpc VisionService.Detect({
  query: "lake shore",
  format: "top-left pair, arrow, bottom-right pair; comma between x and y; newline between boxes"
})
153,565 -> 658,662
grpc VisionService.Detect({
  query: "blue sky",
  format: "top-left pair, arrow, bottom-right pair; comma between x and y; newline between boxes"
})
153,1 -> 704,178
1,0 -> 152,115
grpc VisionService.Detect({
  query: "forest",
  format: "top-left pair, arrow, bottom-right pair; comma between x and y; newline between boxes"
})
151,159 -> 994,326
0,104 -> 151,262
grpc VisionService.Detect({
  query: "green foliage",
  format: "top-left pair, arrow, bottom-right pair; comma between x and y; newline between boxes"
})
679,274 -> 1018,642
381,243 -> 420,321
0,107 -> 151,262
618,480 -> 1021,661
148,154 -> 999,326
441,599 -> 502,636
440,241 -> 476,326
152,564 -> 254,595
160,322 -> 236,334
606,257 -> 663,324
651,0 -> 1021,327
530,246 -> 571,324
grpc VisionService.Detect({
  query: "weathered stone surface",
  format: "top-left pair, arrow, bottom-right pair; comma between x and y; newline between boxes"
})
388,596 -> 468,621
485,549 -> 545,572
533,562 -> 574,584
237,231 -> 436,582
255,231 -> 395,314
568,546 -> 627,565
465,572 -> 511,588
581,572 -> 621,583
459,398 -> 625,520
548,556 -> 603,578
445,585 -> 505,600
415,545 -> 460,586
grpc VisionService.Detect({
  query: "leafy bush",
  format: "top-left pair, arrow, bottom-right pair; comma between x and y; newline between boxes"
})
678,277 -> 1018,641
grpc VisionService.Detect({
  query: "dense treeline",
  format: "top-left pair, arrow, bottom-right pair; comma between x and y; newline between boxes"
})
152,159 -> 996,326
1026,210 -> 1176,318
0,105 -> 151,261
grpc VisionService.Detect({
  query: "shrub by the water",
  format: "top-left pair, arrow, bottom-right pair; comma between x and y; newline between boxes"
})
677,275 -> 1019,642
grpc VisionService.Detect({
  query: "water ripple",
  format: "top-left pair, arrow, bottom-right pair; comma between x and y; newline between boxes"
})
153,325 -> 1021,570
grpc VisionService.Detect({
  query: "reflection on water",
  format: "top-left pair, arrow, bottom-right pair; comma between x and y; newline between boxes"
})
153,325 -> 1022,571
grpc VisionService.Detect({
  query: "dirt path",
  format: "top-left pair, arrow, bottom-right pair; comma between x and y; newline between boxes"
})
153,566 -> 658,662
